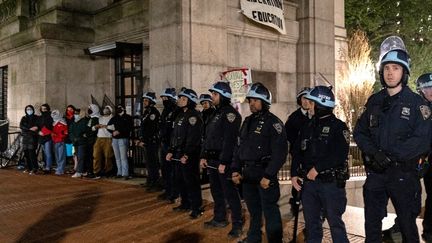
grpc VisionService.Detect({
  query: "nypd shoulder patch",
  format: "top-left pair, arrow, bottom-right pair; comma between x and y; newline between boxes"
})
150,114 -> 156,120
226,113 -> 236,123
273,123 -> 283,134
420,105 -> 431,120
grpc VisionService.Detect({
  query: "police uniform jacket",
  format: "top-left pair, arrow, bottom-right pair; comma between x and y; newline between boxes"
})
232,110 -> 288,179
168,108 -> 203,158
201,104 -> 241,165
159,102 -> 177,144
354,87 -> 431,164
285,108 -> 309,154
201,107 -> 216,126
291,114 -> 350,177
140,106 -> 160,145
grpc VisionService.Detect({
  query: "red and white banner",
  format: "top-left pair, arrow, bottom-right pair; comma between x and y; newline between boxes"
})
221,68 -> 252,103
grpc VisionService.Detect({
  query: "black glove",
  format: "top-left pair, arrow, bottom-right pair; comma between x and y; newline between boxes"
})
373,151 -> 392,170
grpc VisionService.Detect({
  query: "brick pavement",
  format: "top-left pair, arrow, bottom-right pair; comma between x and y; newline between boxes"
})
0,169 -> 365,242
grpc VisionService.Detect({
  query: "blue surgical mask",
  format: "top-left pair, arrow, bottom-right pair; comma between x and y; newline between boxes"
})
74,114 -> 80,121
26,109 -> 34,115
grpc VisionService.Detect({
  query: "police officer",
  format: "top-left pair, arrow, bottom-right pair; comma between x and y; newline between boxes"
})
416,73 -> 432,242
291,86 -> 350,243
353,42 -> 431,243
166,88 -> 204,219
200,82 -> 243,237
199,94 -> 215,125
137,92 -> 161,190
199,93 -> 215,185
285,87 -> 311,213
231,82 -> 288,243
158,88 -> 179,202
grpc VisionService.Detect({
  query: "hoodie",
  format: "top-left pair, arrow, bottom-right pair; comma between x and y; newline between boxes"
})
20,105 -> 39,148
51,110 -> 68,143
85,104 -> 100,144
38,103 -> 53,144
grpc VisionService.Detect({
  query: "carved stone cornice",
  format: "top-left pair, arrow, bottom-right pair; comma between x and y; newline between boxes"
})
0,0 -> 17,24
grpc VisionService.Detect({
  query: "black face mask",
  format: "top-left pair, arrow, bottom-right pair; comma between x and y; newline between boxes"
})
116,108 -> 123,114
163,100 -> 172,107
314,106 -> 332,118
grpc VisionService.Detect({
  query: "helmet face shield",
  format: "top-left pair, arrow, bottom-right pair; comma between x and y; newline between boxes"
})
142,92 -> 157,104
246,83 -> 272,105
199,94 -> 212,104
160,88 -> 177,100
379,36 -> 408,62
178,89 -> 199,104
420,86 -> 432,94
380,50 -> 410,74
209,81 -> 232,99
416,73 -> 432,98
296,87 -> 311,105
304,86 -> 335,108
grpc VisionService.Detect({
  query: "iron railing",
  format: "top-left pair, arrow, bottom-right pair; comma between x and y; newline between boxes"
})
277,144 -> 366,181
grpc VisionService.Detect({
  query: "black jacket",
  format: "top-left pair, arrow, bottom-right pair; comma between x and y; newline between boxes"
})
232,110 -> 288,179
201,104 -> 241,165
140,106 -> 160,145
291,114 -> 349,177
285,108 -> 309,154
168,108 -> 203,158
201,107 -> 216,127
69,117 -> 90,146
159,102 -> 178,144
354,87 -> 431,163
38,112 -> 53,144
107,113 -> 133,139
20,111 -> 38,149
85,116 -> 99,145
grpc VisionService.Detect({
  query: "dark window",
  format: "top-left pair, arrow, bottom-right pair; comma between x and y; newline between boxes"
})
0,66 -> 7,120
115,54 -> 143,116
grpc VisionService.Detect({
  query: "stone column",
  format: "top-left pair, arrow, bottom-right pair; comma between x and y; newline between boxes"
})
149,0 -> 183,93
149,0 -> 227,94
296,0 -> 335,89
335,0 -> 347,87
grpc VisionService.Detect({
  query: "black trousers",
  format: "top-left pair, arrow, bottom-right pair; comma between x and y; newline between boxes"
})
24,149 -> 38,171
364,166 -> 421,243
175,153 -> 202,211
243,180 -> 282,243
145,143 -> 160,184
208,159 -> 242,226
160,143 -> 178,198
84,142 -> 95,174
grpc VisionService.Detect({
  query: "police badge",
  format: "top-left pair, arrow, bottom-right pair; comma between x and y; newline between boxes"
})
273,123 -> 283,134
343,130 -> 350,144
189,116 -> 197,125
420,105 -> 431,120
401,107 -> 410,116
226,113 -> 236,123
322,127 -> 330,133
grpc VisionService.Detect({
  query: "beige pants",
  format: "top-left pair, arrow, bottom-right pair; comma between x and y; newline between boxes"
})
93,137 -> 114,175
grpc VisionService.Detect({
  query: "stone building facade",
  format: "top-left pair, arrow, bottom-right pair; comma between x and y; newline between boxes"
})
0,0 -> 346,125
